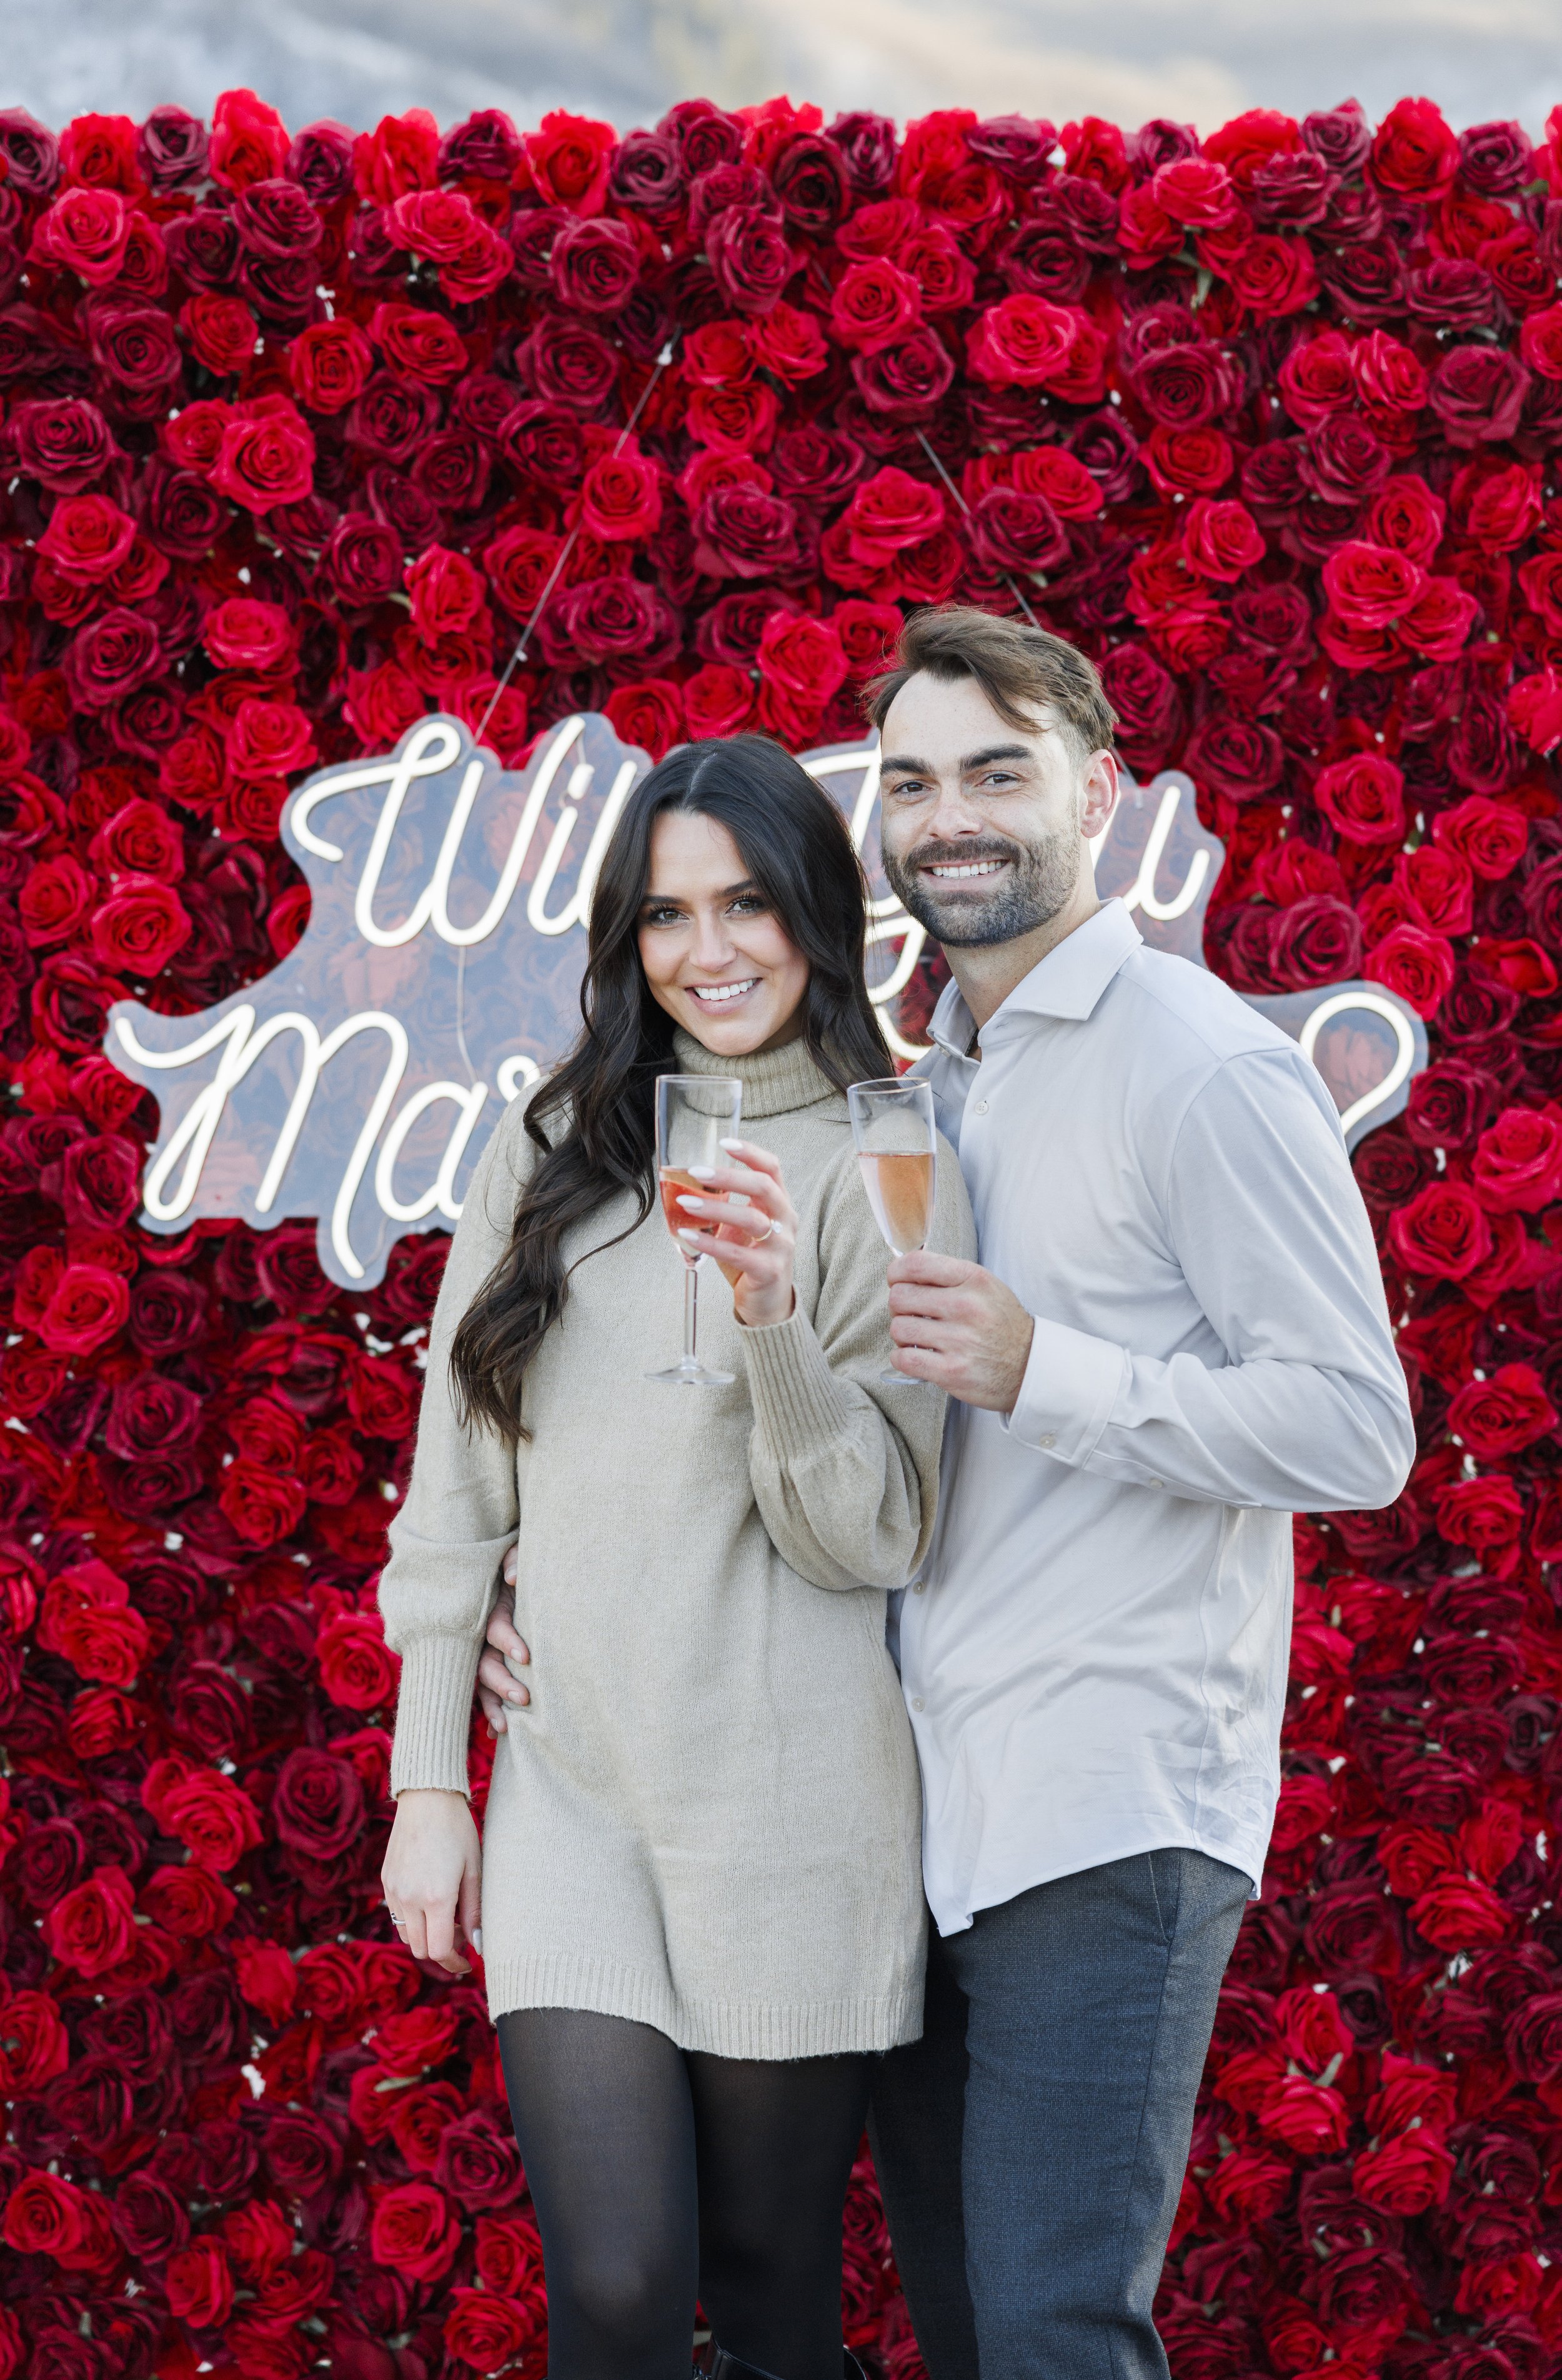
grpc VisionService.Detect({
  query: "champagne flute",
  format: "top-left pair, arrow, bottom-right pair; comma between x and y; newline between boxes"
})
848,1076 -> 937,1388
649,1073 -> 744,1386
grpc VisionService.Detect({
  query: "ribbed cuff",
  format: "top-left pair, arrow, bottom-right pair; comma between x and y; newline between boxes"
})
740,1306 -> 854,1464
389,1634 -> 483,1798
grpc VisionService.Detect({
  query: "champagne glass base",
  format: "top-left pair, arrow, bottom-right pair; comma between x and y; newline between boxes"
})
646,1361 -> 736,1387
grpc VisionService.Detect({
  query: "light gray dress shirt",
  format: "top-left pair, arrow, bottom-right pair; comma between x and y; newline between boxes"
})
901,898 -> 1415,1936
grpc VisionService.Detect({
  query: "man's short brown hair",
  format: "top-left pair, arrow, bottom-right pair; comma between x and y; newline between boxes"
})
867,605 -> 1118,765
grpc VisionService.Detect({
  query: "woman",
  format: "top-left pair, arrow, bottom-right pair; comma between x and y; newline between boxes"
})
379,734 -> 973,2380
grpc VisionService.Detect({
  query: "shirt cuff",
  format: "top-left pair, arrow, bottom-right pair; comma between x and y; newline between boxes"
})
389,1634 -> 483,1798
740,1305 -> 855,1465
1004,1315 -> 1129,1467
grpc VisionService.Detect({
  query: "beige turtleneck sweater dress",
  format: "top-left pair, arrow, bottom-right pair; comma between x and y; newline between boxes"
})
380,1029 -> 977,2058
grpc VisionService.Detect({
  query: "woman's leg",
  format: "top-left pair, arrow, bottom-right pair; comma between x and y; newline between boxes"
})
687,2050 -> 874,2380
496,2008 -> 699,2380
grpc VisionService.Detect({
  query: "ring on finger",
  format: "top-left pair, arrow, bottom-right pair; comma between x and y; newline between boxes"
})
752,1214 -> 775,1243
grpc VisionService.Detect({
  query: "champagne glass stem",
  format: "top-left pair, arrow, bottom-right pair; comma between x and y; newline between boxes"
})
684,1254 -> 699,1375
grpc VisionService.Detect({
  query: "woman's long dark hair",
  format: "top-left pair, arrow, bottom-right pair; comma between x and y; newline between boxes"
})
450,735 -> 893,1440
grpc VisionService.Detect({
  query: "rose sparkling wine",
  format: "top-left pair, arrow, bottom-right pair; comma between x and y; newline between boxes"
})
659,1167 -> 744,1288
848,1076 -> 938,1389
648,1074 -> 743,1386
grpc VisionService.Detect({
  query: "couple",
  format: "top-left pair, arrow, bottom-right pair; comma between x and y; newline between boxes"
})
379,606 -> 1415,2380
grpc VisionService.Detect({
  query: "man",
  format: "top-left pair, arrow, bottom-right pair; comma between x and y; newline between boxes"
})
475,608 -> 1415,2380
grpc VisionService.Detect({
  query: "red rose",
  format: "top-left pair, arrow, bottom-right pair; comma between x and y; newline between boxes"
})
288,317 -> 374,414
211,395 -> 316,512
354,107 -> 439,204
38,1260 -> 130,1354
1313,750 -> 1406,843
181,291 -> 258,377
37,491 -> 136,583
1180,497 -> 1263,582
166,2238 -> 236,2329
209,87 -> 288,192
2,2169 -> 117,2271
1448,1363 -> 1557,1457
139,1862 -> 237,1938
369,298 -> 469,385
41,1861 -> 137,1976
91,873 -> 192,973
1390,1178 -> 1493,1279
66,606 -> 162,708
1428,342 -> 1530,447
370,2182 -> 462,2283
706,204 -> 795,317
525,109 -> 616,214
316,1611 -> 400,1712
226,698 -> 317,781
830,257 -> 922,354
1321,540 -> 1425,628
445,2291 -> 532,2372
683,663 -> 755,740
1508,668 -> 1562,756
1365,923 -> 1455,1018
1371,96 -> 1459,197
20,852 -> 94,945
1408,1872 -> 1513,1952
580,442 -> 663,542
967,295 -> 1083,389
31,184 -> 132,284
603,678 -> 685,761
1256,2072 -> 1348,2154
1472,1106 -> 1562,1211
842,466 -> 945,567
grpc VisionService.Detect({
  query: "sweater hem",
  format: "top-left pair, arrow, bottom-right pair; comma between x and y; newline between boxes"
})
484,1948 -> 922,2056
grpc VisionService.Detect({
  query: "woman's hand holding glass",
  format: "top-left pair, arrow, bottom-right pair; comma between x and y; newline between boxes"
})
674,1137 -> 798,1329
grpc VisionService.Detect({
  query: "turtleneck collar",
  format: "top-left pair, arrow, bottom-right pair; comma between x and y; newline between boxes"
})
669,1027 -> 841,1122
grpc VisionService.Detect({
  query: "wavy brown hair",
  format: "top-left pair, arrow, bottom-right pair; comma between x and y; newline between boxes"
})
449,734 -> 893,1441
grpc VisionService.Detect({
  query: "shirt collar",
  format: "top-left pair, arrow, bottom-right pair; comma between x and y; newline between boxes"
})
928,899 -> 1143,1057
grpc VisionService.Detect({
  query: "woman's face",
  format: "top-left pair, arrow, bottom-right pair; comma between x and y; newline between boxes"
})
637,810 -> 811,1057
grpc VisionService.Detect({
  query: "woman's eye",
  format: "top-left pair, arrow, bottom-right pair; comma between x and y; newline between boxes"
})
642,905 -> 683,927
729,894 -> 766,916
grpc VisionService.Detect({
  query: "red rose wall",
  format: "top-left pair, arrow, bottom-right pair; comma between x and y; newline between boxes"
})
2,74 -> 1562,2380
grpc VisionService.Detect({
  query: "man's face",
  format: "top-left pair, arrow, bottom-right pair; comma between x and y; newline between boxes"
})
877,670 -> 1117,948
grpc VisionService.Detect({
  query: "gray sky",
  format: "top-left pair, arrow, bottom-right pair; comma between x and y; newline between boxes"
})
1,0 -> 1559,139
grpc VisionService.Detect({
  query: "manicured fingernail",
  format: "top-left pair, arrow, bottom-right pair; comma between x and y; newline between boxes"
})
689,1164 -> 716,1179
719,1138 -> 745,1151
507,1686 -> 523,1701
677,1195 -> 704,1210
471,1928 -> 482,1955
491,1714 -> 505,1734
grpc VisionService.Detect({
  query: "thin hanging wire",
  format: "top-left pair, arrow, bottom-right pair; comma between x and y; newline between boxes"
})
914,429 -> 1043,630
472,334 -> 681,746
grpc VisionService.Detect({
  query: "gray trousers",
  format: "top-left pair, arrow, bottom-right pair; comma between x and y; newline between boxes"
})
868,1849 -> 1250,2380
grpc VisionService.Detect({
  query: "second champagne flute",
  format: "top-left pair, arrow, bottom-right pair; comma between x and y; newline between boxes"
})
649,1073 -> 744,1386
848,1076 -> 937,1388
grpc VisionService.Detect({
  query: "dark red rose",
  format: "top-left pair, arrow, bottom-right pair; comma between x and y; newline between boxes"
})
550,214 -> 640,314
967,485 -> 1068,575
522,310 -> 619,413
1183,714 -> 1284,802
434,2110 -> 527,2211
692,483 -> 803,580
705,204 -> 793,317
1269,895 -> 1365,988
11,395 -> 118,492
1430,344 -> 1531,447
272,1745 -> 367,1858
825,109 -> 895,193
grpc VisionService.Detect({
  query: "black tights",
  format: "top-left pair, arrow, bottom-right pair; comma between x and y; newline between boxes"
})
497,2008 -> 870,2380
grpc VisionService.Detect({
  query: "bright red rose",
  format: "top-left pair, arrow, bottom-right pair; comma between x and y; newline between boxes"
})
226,698 -> 317,780
1390,1178 -> 1493,1279
31,184 -> 132,284
525,109 -> 616,214
317,1611 -> 400,1712
211,395 -> 316,512
91,873 -> 192,973
1313,750 -> 1406,843
1256,2072 -> 1349,2153
603,678 -> 685,761
38,1260 -> 131,1353
1351,2127 -> 1455,2214
444,2290 -> 532,2372
1510,668 -> 1562,756
580,442 -> 663,541
1371,97 -> 1460,196
38,491 -> 137,582
41,1861 -> 137,1975
1448,1363 -> 1558,1456
842,467 -> 945,566
2,2168 -> 117,2271
209,87 -> 289,192
684,663 -> 755,740
1179,497 -> 1263,582
1472,1106 -> 1562,1211
966,295 -> 1082,389
369,299 -> 469,385
288,317 -> 374,414
405,545 -> 485,642
370,2182 -> 462,2283
139,1862 -> 237,1938
1365,923 -> 1455,1018
181,291 -> 258,376
166,2238 -> 236,2328
1321,540 -> 1425,627
830,257 -> 922,353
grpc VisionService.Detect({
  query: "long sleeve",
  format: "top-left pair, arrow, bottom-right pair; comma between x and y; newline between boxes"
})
743,1134 -> 977,1592
380,1098 -> 535,1797
1004,1046 -> 1416,1512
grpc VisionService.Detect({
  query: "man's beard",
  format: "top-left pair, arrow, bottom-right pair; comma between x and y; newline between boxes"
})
882,823 -> 1080,948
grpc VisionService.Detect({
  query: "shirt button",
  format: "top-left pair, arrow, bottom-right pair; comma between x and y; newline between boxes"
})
1148,1477 -> 1164,1489
912,1697 -> 925,1711
1038,1433 -> 1056,1449
974,1099 -> 989,1114
913,1580 -> 926,1593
